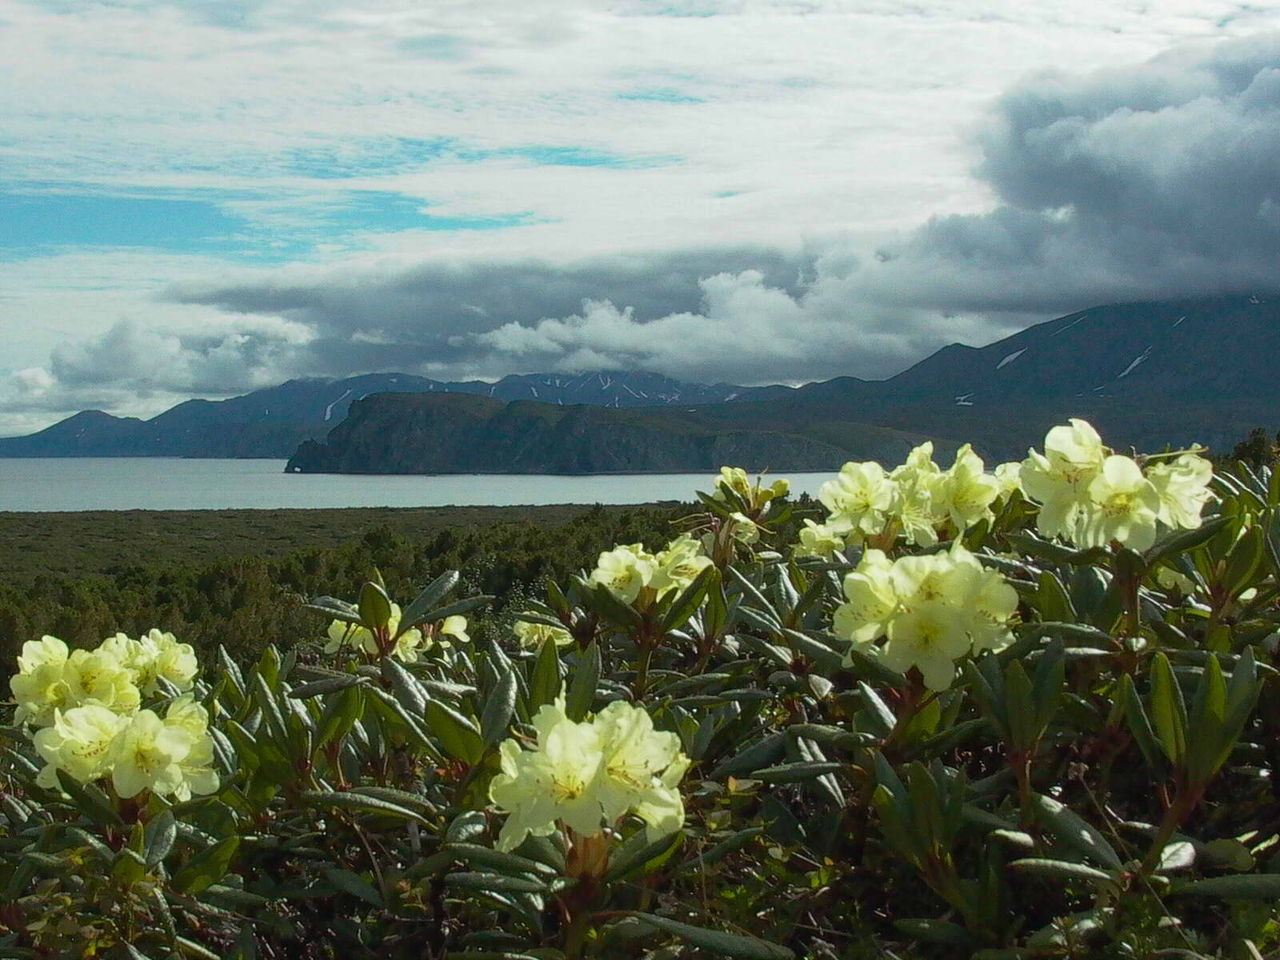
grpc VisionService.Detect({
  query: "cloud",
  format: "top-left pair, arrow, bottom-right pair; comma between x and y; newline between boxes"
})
7,16 -> 1280,434
49,316 -> 315,394
852,31 -> 1280,313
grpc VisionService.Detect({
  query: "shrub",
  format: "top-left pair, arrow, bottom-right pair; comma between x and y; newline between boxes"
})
3,421 -> 1279,959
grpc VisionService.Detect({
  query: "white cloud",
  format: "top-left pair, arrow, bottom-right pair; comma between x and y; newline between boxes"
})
4,2 -> 1280,432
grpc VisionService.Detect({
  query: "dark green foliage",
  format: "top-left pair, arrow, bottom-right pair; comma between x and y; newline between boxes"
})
0,503 -> 688,665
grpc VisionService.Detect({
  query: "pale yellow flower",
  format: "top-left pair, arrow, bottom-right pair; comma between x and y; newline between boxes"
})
145,630 -> 199,693
62,648 -> 141,717
833,549 -> 899,649
10,636 -> 72,727
794,519 -> 847,559
589,544 -> 657,605
489,700 -> 689,851
33,705 -> 127,789
593,700 -> 688,839
936,444 -> 1001,531
163,695 -> 220,800
1079,455 -> 1160,550
489,701 -> 606,851
1146,453 -> 1214,530
819,461 -> 897,541
326,603 -> 426,662
109,709 -> 192,799
890,444 -> 946,547
1020,419 -> 1108,542
651,535 -> 713,598
882,599 -> 973,692
513,615 -> 574,650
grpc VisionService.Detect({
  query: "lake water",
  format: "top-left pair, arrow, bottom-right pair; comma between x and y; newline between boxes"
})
0,459 -> 836,512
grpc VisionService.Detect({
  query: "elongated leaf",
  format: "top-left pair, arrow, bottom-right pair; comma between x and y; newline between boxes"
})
323,867 -> 383,907
395,570 -> 460,638
480,659 -> 518,747
527,637 -> 562,712
1145,514 -> 1231,566
627,911 -> 793,959
1008,858 -> 1113,884
1149,653 -> 1187,767
289,674 -> 364,699
143,809 -> 176,868
305,596 -> 362,626
1032,793 -> 1122,870
358,581 -> 393,632
565,642 -> 601,722
425,700 -> 484,765
445,871 -> 547,894
659,565 -> 716,633
171,837 -> 239,895
300,790 -> 430,825
1176,874 -> 1280,899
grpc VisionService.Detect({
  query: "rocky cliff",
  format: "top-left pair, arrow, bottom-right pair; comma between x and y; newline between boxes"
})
286,393 -> 849,475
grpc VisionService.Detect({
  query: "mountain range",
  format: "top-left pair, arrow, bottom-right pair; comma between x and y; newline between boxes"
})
6,294 -> 1278,471
0,371 -> 770,458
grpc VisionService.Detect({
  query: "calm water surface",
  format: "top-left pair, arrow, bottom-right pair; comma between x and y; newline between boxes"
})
0,459 -> 835,512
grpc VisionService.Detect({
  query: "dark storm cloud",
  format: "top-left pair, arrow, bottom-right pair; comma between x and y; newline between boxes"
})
173,246 -> 812,377
859,31 -> 1280,315
158,33 -> 1280,387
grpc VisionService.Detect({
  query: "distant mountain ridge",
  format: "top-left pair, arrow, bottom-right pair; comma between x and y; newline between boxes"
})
7,294 -> 1279,469
0,370 -> 777,458
288,293 -> 1280,474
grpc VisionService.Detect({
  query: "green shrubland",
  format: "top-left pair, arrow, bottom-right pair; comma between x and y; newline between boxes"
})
3,423 -> 1280,959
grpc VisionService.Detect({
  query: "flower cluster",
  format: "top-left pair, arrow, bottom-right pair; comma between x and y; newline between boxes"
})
9,633 -> 217,800
1020,419 -> 1213,551
489,700 -> 688,852
832,544 -> 1018,691
11,631 -> 196,727
710,466 -> 789,513
512,614 -> 574,650
325,603 -> 469,662
588,534 -> 713,607
800,443 -> 1008,557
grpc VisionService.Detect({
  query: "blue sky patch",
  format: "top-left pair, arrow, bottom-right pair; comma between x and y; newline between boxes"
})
616,88 -> 706,104
0,185 -> 535,262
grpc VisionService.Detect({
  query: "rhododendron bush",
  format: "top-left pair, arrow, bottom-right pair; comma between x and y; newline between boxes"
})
3,420 -> 1280,959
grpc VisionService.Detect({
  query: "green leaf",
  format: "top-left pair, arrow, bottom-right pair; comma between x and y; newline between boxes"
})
1031,793 -> 1122,870
565,642 -> 601,722
171,837 -> 239,895
527,637 -> 563,712
358,581 -> 393,632
381,655 -> 428,717
605,830 -> 683,884
1175,874 -> 1280,899
425,700 -> 485,765
395,570 -> 460,638
143,809 -> 177,867
752,761 -> 844,784
1145,514 -> 1231,566
626,911 -> 794,959
894,919 -> 974,946
300,789 -> 431,825
314,684 -> 365,750
1149,652 -> 1188,767
480,658 -> 518,747
659,565 -> 717,633
444,871 -> 547,894
305,596 -> 362,626
289,674 -> 365,699
1008,858 -> 1113,884
1119,674 -> 1164,771
323,867 -> 384,907
53,769 -> 124,829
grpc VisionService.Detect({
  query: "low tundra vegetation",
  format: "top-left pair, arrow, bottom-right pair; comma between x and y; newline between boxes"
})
4,419 -> 1280,959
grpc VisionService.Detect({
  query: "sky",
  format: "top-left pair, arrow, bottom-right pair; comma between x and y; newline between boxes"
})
2,0 -> 1280,436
